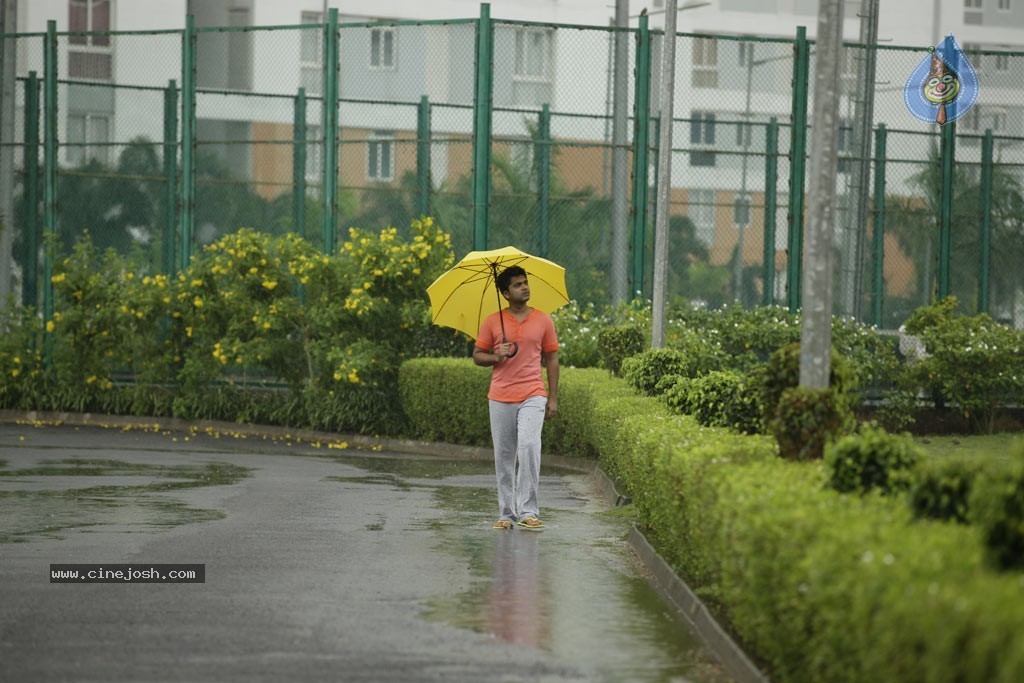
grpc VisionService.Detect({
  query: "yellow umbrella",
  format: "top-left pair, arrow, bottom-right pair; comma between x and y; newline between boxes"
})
426,246 -> 570,342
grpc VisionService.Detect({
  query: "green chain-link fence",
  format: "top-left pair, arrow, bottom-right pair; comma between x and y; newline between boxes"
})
5,9 -> 1024,329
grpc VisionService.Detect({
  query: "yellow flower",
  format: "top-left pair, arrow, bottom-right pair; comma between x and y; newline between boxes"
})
11,369 -> 20,378
86,375 -> 97,384
262,322 -> 271,330
51,273 -> 66,283
193,297 -> 204,308
185,326 -> 193,338
46,320 -> 54,333
262,280 -> 278,290
191,279 -> 203,288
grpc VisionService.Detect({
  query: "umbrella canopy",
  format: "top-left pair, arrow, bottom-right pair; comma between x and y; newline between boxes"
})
426,246 -> 570,339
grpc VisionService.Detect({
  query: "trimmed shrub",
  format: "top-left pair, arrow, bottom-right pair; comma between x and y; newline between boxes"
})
970,456 -> 1024,571
686,369 -> 764,434
826,425 -> 921,495
597,325 -> 645,375
621,347 -> 690,395
909,454 -> 991,523
902,296 -> 1024,433
770,387 -> 848,461
398,357 -> 491,446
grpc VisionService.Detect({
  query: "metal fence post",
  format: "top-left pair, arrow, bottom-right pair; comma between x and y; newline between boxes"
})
978,128 -> 993,314
163,80 -> 178,278
179,16 -> 196,273
937,120 -> 955,300
417,95 -> 431,218
22,72 -> 40,310
871,123 -> 887,327
43,21 -> 57,353
322,9 -> 339,253
471,3 -> 494,250
293,87 -> 307,239
787,25 -> 810,313
536,104 -> 551,258
630,14 -> 651,299
762,117 -> 778,306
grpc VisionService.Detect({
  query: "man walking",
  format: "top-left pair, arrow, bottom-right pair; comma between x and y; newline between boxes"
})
473,265 -> 560,530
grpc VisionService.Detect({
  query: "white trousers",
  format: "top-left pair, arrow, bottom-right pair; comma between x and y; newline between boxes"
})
488,396 -> 547,522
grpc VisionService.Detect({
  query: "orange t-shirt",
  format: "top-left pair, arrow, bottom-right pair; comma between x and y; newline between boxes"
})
475,308 -> 560,403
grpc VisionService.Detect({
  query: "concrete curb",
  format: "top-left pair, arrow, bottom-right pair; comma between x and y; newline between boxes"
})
627,526 -> 770,683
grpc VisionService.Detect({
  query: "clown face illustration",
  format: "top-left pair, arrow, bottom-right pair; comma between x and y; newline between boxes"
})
923,71 -> 960,105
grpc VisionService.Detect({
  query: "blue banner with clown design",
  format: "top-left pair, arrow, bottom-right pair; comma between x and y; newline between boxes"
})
904,34 -> 979,126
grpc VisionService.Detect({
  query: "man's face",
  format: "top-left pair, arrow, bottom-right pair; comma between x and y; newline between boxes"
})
502,274 -> 530,304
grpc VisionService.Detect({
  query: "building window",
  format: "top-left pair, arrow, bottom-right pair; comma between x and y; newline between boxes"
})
370,27 -> 396,70
68,0 -> 112,80
998,0 -> 1011,9
367,131 -> 394,182
690,111 -> 716,167
996,52 -> 1010,71
692,36 -> 718,88
962,105 -> 981,131
837,117 -> 852,174
300,11 -> 322,94
67,112 -> 110,166
738,41 -> 753,68
689,189 -> 716,247
305,124 -> 322,182
964,0 -> 983,7
514,28 -> 552,81
964,43 -> 982,70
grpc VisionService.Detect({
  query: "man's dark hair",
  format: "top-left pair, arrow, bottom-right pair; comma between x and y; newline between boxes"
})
495,265 -> 527,294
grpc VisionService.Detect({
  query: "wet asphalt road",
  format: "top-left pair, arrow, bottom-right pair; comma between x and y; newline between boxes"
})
0,422 -> 730,683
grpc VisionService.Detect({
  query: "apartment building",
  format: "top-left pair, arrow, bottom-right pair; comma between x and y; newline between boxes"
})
6,0 -> 1023,310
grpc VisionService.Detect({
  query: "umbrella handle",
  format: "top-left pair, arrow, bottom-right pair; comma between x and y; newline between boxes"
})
491,261 -> 518,359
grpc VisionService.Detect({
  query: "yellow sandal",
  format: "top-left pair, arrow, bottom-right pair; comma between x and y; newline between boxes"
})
492,519 -> 513,530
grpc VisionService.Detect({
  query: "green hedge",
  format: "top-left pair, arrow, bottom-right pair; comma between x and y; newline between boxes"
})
397,358 -> 1024,683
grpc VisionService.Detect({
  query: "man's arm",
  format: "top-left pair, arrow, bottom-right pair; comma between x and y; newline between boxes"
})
542,350 -> 559,419
473,343 -> 514,367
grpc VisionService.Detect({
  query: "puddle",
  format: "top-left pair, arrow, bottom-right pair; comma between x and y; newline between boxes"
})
0,458 -> 251,543
377,469 -> 736,683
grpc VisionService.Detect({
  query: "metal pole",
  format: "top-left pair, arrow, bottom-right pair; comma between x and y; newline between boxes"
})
293,87 -> 307,238
787,26 -> 810,313
762,117 -> 779,307
651,0 -> 679,349
871,123 -> 886,327
471,3 -> 494,251
847,0 -> 879,320
322,8 -> 339,253
610,0 -> 630,304
630,14 -> 652,298
179,15 -> 196,272
416,94 -> 431,218
799,0 -> 845,390
0,0 -> 17,306
43,20 -> 57,358
536,104 -> 551,258
23,72 -> 39,310
735,43 -> 755,305
937,120 -> 955,300
979,128 -> 993,314
163,80 -> 178,277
